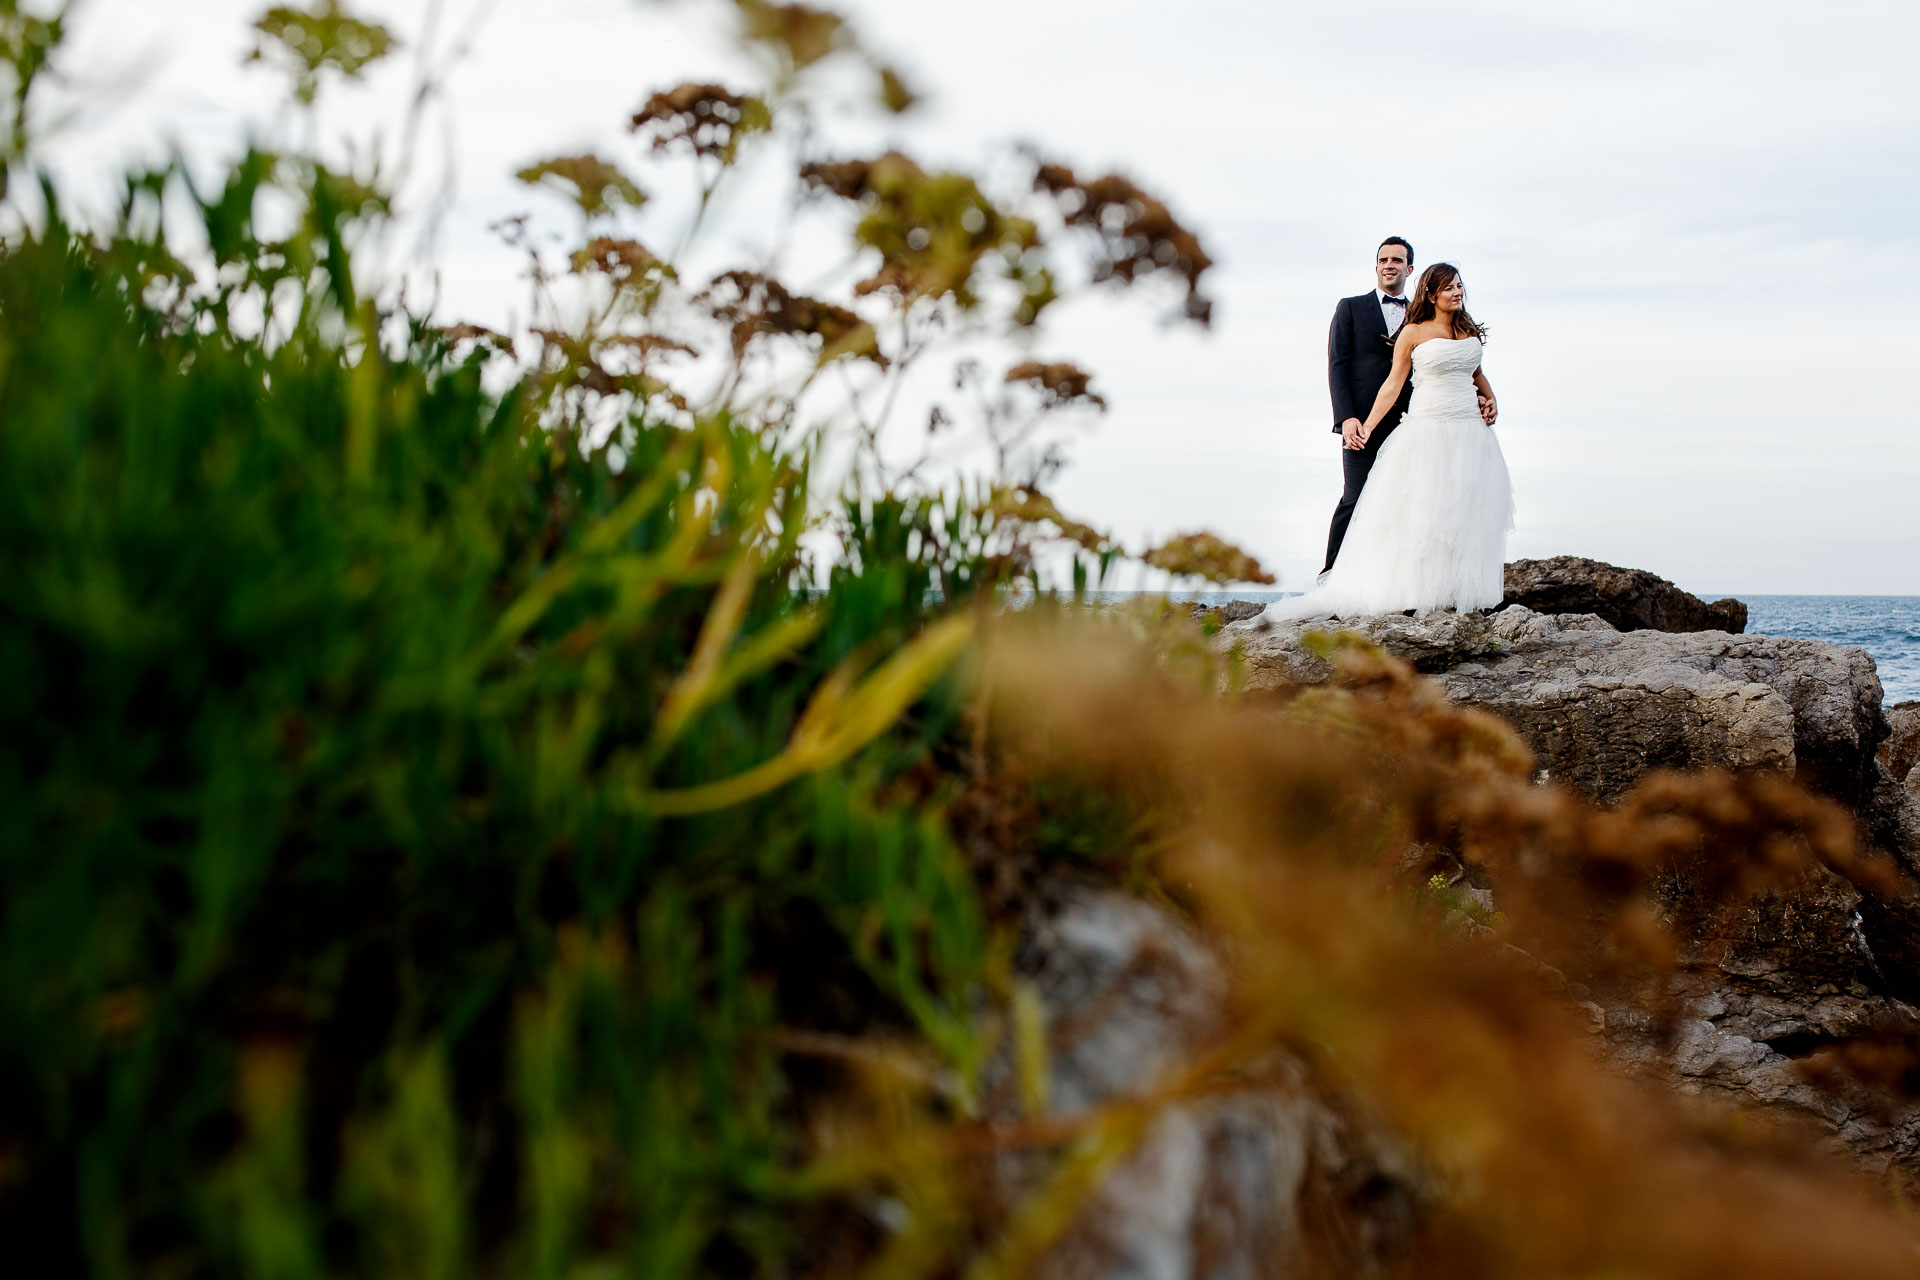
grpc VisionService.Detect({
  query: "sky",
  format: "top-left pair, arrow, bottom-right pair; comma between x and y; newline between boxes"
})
29,0 -> 1920,596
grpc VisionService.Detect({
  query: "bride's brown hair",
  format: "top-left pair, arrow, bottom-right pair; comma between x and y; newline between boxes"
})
1403,262 -> 1488,340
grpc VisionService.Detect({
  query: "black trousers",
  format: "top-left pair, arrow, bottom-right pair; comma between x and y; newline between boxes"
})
1321,419 -> 1399,574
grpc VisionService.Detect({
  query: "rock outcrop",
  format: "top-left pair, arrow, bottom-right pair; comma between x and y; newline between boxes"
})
1229,606 -> 1880,806
1501,555 -> 1748,634
1883,701 -> 1920,790
1222,604 -> 1920,1173
969,596 -> 1920,1256
1188,598 -> 1266,628
994,887 -> 1419,1279
1606,862 -> 1920,1174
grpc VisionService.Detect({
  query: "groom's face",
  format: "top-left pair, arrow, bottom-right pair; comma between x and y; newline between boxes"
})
1375,245 -> 1409,295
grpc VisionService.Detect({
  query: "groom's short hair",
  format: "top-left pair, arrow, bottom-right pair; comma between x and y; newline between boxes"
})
1377,236 -> 1413,267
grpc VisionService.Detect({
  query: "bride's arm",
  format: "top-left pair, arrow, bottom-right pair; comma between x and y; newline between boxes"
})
1472,367 -> 1497,425
1357,331 -> 1416,442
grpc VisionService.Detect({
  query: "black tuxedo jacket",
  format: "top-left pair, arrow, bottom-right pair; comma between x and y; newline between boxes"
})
1328,292 -> 1413,434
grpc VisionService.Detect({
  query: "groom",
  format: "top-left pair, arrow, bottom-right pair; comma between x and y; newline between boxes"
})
1321,236 -> 1417,574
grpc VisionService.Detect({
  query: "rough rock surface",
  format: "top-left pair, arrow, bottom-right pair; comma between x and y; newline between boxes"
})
1502,555 -> 1747,634
1603,859 -> 1920,1173
1883,701 -> 1920,785
1223,604 -> 1920,1173
1189,599 -> 1267,627
1229,605 -> 1882,806
996,887 -> 1419,1279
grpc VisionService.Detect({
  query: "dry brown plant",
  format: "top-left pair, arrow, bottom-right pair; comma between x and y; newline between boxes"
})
435,320 -> 513,359
802,151 -> 1032,309
1002,361 -> 1106,413
790,615 -> 1920,1277
629,82 -> 771,162
700,268 -> 886,368
487,7 -> 1242,528
1030,157 -> 1216,325
248,1 -> 396,104
570,235 -> 663,283
514,153 -> 648,219
528,326 -> 690,413
985,487 -> 1114,557
735,0 -> 846,70
1142,530 -> 1277,585
601,333 -> 698,361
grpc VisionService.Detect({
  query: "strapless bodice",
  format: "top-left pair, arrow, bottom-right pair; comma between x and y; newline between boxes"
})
1407,336 -> 1483,421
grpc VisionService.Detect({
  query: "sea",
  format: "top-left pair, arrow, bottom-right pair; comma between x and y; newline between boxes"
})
1132,592 -> 1920,706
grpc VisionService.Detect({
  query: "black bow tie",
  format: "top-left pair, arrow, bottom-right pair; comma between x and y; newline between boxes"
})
1382,295 -> 1407,306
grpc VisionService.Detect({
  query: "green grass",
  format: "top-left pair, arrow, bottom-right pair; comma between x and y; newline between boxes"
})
0,163 -> 1016,1277
0,2 -> 1268,1268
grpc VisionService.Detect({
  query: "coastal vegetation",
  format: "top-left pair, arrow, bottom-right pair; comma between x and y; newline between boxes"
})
4,2 -> 1920,1276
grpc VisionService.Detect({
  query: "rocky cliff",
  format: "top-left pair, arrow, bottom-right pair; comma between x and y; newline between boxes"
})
1884,701 -> 1920,797
977,589 -> 1920,1277
1230,606 -> 1881,807
1219,603 -> 1920,1176
991,888 -> 1420,1278
1502,555 -> 1748,634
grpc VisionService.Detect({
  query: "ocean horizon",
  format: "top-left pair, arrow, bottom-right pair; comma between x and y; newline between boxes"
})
1095,592 -> 1920,705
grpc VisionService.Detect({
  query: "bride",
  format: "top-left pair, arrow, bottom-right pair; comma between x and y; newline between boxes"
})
1264,262 -> 1513,621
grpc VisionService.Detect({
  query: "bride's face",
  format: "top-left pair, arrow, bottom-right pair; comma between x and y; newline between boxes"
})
1434,278 -> 1465,313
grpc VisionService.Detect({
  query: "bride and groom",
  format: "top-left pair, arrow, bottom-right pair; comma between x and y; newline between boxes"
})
1263,237 -> 1514,622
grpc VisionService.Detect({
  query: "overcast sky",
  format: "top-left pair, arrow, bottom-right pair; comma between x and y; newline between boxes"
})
35,0 -> 1920,595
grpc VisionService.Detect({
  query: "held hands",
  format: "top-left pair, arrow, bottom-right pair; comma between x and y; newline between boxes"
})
1349,395 -> 1494,448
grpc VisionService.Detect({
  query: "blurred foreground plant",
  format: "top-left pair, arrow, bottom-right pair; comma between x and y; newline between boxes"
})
0,0 -> 1259,1275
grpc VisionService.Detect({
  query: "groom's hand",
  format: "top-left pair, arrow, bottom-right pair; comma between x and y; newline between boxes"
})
1341,417 -> 1365,450
1478,394 -> 1497,425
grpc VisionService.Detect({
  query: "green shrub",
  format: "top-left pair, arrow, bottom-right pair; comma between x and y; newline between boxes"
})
0,3 -> 1264,1273
0,173 -> 1006,1274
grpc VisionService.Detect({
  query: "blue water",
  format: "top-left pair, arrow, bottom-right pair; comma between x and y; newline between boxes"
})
1110,591 -> 1920,707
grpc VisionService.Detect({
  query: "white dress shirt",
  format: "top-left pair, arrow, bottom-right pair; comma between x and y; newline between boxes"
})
1377,287 -> 1409,336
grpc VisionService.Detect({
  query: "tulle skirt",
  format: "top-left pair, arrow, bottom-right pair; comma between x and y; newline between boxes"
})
1265,411 -> 1514,620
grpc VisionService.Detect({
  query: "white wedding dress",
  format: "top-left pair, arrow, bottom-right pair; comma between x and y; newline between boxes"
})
1264,336 -> 1513,621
